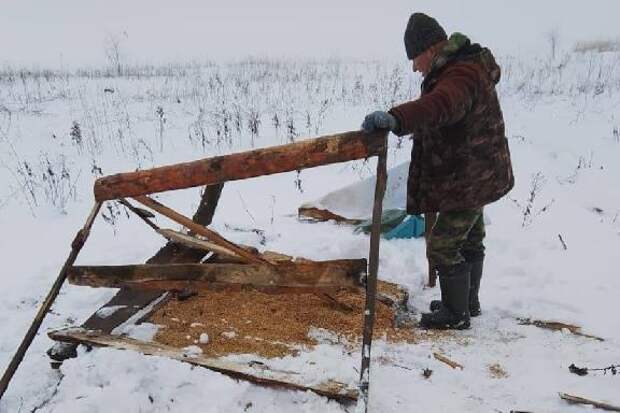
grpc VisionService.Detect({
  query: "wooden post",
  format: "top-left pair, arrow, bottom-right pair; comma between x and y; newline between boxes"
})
191,183 -> 225,228
0,202 -> 102,400
358,132 -> 388,411
425,212 -> 438,287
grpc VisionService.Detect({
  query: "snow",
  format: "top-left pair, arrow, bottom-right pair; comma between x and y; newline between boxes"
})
122,323 -> 161,342
95,305 -> 126,318
1,48 -> 620,412
182,346 -> 203,357
111,293 -> 169,336
222,331 -> 237,339
199,333 -> 210,344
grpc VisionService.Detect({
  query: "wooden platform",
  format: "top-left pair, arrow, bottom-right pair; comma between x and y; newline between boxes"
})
48,277 -> 409,400
48,327 -> 358,402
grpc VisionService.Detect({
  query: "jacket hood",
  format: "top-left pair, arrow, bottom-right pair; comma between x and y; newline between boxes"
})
430,32 -> 501,84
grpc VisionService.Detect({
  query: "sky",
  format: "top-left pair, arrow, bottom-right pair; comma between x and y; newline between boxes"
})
1,0 -> 619,67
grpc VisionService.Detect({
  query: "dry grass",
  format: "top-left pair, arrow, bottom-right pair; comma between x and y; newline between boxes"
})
574,39 -> 620,53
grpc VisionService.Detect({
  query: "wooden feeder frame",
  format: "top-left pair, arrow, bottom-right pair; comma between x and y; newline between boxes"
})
42,130 -> 388,409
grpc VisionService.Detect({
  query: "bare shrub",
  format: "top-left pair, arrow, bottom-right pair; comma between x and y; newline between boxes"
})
104,31 -> 128,76
69,121 -> 83,153
546,28 -> 560,60
38,153 -> 80,214
155,105 -> 166,152
509,172 -> 555,228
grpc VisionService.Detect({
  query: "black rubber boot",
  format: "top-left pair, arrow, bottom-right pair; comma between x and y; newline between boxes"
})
468,259 -> 483,317
420,263 -> 471,330
430,258 -> 484,317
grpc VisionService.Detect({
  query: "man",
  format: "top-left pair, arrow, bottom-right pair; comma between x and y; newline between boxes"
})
362,13 -> 514,329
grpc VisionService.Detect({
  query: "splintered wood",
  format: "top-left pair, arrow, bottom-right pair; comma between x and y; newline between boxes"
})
149,281 -> 414,359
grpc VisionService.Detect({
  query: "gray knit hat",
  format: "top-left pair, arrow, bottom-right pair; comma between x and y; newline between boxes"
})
404,13 -> 447,59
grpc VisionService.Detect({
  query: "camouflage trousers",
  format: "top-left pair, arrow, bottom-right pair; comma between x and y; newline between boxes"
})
427,208 -> 485,267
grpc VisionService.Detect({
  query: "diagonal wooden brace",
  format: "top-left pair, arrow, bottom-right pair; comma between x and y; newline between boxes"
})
133,195 -> 271,266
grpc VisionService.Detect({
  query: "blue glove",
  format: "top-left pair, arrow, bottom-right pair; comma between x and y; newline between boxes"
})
361,111 -> 399,134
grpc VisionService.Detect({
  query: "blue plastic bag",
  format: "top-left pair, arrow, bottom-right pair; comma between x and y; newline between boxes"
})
384,214 -> 425,240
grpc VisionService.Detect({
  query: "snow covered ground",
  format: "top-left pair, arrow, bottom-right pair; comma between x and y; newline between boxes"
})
1,51 -> 619,412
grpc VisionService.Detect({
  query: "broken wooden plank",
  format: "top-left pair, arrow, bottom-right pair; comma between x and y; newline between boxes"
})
517,318 -> 605,341
298,206 -> 362,225
433,352 -> 464,370
68,260 -> 367,290
559,393 -> 620,412
94,130 -> 386,202
157,229 -> 239,259
134,195 -> 270,266
48,327 -> 358,402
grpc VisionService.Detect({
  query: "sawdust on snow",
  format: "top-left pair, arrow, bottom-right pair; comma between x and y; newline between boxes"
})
149,281 -> 444,358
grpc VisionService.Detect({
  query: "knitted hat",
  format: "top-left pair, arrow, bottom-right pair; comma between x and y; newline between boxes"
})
404,13 -> 447,59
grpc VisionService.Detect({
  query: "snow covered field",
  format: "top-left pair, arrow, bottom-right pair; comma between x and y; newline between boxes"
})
1,50 -> 620,412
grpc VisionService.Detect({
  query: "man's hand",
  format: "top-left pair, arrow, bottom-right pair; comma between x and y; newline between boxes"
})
361,111 -> 399,134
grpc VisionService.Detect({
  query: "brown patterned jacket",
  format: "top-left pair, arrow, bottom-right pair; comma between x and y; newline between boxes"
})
389,34 -> 514,214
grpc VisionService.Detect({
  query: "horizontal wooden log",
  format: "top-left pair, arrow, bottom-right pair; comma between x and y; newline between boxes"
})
68,260 -> 366,290
48,327 -> 358,402
94,130 -> 385,201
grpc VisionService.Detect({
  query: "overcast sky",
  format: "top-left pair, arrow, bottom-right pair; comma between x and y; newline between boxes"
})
2,0 -> 619,67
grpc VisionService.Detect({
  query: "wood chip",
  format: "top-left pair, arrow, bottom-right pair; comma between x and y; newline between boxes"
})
433,352 -> 463,370
488,363 -> 508,379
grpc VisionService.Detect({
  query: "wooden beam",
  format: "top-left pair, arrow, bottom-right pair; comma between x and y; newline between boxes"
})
68,260 -> 366,290
48,327 -> 358,402
134,195 -> 270,266
94,130 -> 386,201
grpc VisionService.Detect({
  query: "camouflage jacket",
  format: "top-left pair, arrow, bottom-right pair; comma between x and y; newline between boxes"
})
389,33 -> 514,214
